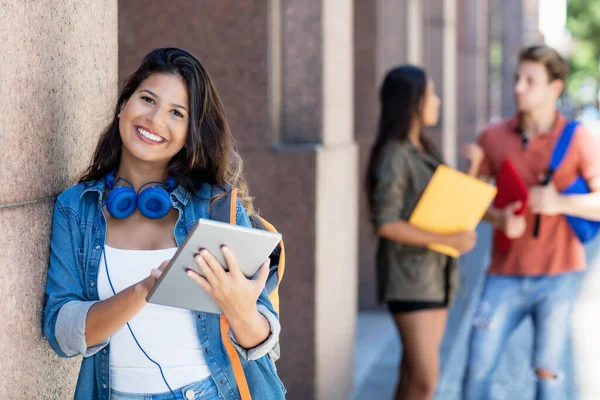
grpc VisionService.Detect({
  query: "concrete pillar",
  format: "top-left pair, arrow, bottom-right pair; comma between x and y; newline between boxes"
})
119,1 -> 357,399
457,0 -> 490,170
355,0 -> 411,310
407,0 -> 424,66
315,3 -> 357,399
376,0 -> 409,78
488,0 -> 504,122
355,0 -> 380,310
421,0 -> 458,163
0,1 -> 117,397
523,0 -> 543,44
501,0 -> 524,117
474,0 -> 491,133
442,0 -> 458,167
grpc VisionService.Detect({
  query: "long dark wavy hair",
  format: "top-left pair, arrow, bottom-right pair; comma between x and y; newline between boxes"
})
366,65 -> 437,214
79,47 -> 255,214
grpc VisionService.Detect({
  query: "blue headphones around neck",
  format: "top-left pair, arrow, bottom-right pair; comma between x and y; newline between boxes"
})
104,171 -> 177,219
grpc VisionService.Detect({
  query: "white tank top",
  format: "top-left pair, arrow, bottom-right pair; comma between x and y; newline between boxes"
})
97,245 -> 211,393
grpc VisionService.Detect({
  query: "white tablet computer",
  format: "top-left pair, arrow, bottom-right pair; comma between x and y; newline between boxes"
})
146,218 -> 282,314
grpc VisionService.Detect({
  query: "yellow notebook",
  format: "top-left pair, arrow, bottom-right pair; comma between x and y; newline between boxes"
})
408,165 -> 497,257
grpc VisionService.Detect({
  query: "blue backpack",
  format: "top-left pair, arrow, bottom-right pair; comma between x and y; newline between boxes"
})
546,120 -> 600,243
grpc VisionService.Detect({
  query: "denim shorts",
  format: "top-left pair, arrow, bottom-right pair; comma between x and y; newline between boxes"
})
110,376 -> 221,400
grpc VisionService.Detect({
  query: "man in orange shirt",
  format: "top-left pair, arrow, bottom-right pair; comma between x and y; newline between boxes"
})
463,45 -> 600,400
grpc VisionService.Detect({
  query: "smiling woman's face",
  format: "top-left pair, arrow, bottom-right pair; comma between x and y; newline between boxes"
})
118,73 -> 190,166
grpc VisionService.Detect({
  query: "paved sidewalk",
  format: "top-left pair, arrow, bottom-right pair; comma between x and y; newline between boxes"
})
350,223 -> 600,400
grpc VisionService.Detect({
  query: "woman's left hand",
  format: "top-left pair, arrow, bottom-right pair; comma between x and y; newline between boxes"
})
186,246 -> 270,320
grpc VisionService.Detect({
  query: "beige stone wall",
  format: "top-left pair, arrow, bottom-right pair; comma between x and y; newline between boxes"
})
0,1 -> 117,397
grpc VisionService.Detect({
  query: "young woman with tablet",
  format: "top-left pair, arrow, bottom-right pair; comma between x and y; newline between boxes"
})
43,47 -> 285,400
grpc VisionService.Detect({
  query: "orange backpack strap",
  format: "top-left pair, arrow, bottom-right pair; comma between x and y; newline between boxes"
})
213,187 -> 252,400
256,216 -> 285,314
256,216 -> 285,282
220,315 -> 251,400
229,188 -> 237,225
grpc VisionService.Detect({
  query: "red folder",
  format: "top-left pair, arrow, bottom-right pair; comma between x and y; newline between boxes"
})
493,158 -> 529,252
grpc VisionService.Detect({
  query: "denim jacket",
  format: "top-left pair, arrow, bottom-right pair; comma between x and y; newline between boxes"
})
42,179 -> 286,400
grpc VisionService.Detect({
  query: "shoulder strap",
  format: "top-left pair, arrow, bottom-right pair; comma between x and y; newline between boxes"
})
219,316 -> 251,400
255,216 -> 285,286
550,120 -> 580,173
211,186 -> 251,400
256,216 -> 285,314
210,185 -> 236,224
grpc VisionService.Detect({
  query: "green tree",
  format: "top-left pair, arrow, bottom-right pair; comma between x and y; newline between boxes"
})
566,0 -> 600,104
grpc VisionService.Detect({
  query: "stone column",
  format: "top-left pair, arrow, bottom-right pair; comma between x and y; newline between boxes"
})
474,0 -> 491,132
0,1 -> 117,397
407,0 -> 424,66
457,0 -> 490,170
315,2 -> 357,399
355,0 -> 410,310
501,0 -> 524,117
119,1 -> 357,399
376,0 -> 410,78
420,0 -> 459,164
355,0 -> 379,310
523,0 -> 543,44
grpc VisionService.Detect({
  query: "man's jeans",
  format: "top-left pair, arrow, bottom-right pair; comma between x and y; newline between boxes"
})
463,272 -> 582,400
